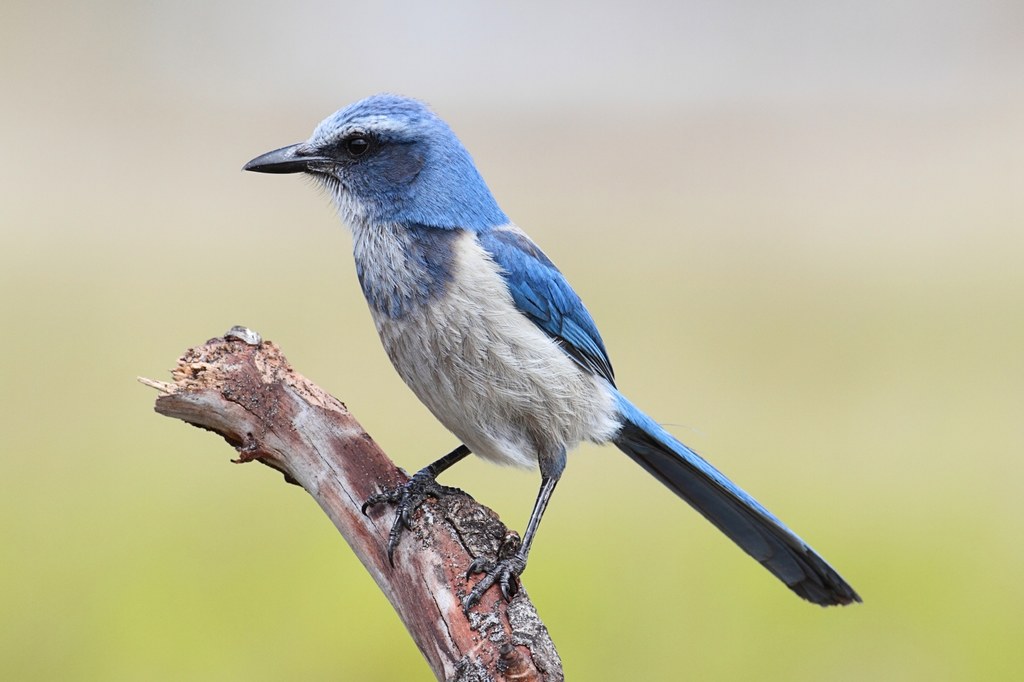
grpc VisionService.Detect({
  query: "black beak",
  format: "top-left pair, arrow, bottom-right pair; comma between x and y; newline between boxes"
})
243,143 -> 328,174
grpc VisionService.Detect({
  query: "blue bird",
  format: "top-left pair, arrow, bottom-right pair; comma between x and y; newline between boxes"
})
244,94 -> 860,609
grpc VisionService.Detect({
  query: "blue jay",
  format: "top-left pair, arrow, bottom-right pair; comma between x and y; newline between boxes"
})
244,94 -> 860,609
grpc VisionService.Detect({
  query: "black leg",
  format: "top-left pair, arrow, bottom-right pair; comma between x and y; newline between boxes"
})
419,443 -> 472,478
361,444 -> 472,565
463,473 -> 560,609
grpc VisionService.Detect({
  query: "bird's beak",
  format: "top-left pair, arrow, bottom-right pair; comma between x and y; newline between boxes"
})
243,143 -> 328,174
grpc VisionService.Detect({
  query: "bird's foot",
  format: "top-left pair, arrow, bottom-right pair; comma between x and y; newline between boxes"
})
361,469 -> 464,566
462,532 -> 527,610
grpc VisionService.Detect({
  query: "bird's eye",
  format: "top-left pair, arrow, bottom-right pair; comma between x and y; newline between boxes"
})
345,136 -> 371,157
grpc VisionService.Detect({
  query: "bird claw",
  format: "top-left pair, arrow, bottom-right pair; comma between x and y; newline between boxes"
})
462,532 -> 526,610
362,470 -> 463,566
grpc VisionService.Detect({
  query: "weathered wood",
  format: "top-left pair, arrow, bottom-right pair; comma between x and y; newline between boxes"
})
141,328 -> 562,682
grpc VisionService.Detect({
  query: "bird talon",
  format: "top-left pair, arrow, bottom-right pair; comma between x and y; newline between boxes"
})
361,467 -> 466,567
465,556 -> 490,578
462,550 -> 527,609
499,574 -> 518,602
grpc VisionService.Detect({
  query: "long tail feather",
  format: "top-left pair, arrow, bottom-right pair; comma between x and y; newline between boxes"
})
612,392 -> 860,606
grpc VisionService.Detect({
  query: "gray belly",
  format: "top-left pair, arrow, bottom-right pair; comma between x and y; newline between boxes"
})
374,295 -> 619,469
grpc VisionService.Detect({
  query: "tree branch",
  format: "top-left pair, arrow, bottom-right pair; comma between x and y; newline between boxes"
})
141,328 -> 562,682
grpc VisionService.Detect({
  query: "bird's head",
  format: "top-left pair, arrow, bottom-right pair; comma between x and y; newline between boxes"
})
244,94 -> 508,231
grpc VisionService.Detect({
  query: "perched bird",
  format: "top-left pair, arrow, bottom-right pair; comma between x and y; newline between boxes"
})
244,94 -> 860,609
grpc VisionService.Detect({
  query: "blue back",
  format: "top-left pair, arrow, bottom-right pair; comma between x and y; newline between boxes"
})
479,227 -> 615,384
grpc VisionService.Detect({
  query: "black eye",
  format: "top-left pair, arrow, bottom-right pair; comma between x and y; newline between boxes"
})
344,136 -> 371,157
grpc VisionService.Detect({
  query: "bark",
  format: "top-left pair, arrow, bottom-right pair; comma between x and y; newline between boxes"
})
140,328 -> 562,682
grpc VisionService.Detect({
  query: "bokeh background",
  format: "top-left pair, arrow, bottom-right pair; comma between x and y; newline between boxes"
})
3,1 -> 1022,679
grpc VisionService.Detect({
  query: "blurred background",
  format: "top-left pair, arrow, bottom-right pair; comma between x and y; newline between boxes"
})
2,0 -> 1022,679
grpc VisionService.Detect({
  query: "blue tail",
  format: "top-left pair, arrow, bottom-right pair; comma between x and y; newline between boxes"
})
612,392 -> 860,606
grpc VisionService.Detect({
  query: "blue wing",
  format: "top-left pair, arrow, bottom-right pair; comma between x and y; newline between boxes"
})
477,226 -> 615,385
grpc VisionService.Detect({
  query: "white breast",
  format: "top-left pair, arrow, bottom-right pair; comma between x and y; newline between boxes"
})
364,228 -> 620,468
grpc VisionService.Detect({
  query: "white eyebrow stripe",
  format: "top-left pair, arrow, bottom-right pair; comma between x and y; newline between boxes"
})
314,114 -> 417,142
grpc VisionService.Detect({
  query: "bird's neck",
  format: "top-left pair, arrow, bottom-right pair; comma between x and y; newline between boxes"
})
351,222 -> 461,320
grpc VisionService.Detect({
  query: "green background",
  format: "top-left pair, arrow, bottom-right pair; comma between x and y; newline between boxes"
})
3,1 -> 1022,679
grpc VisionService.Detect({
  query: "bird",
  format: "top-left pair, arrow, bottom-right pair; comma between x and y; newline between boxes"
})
243,93 -> 860,609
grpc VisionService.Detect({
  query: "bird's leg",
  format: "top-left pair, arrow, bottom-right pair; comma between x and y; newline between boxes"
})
463,472 -> 560,610
362,444 -> 471,566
